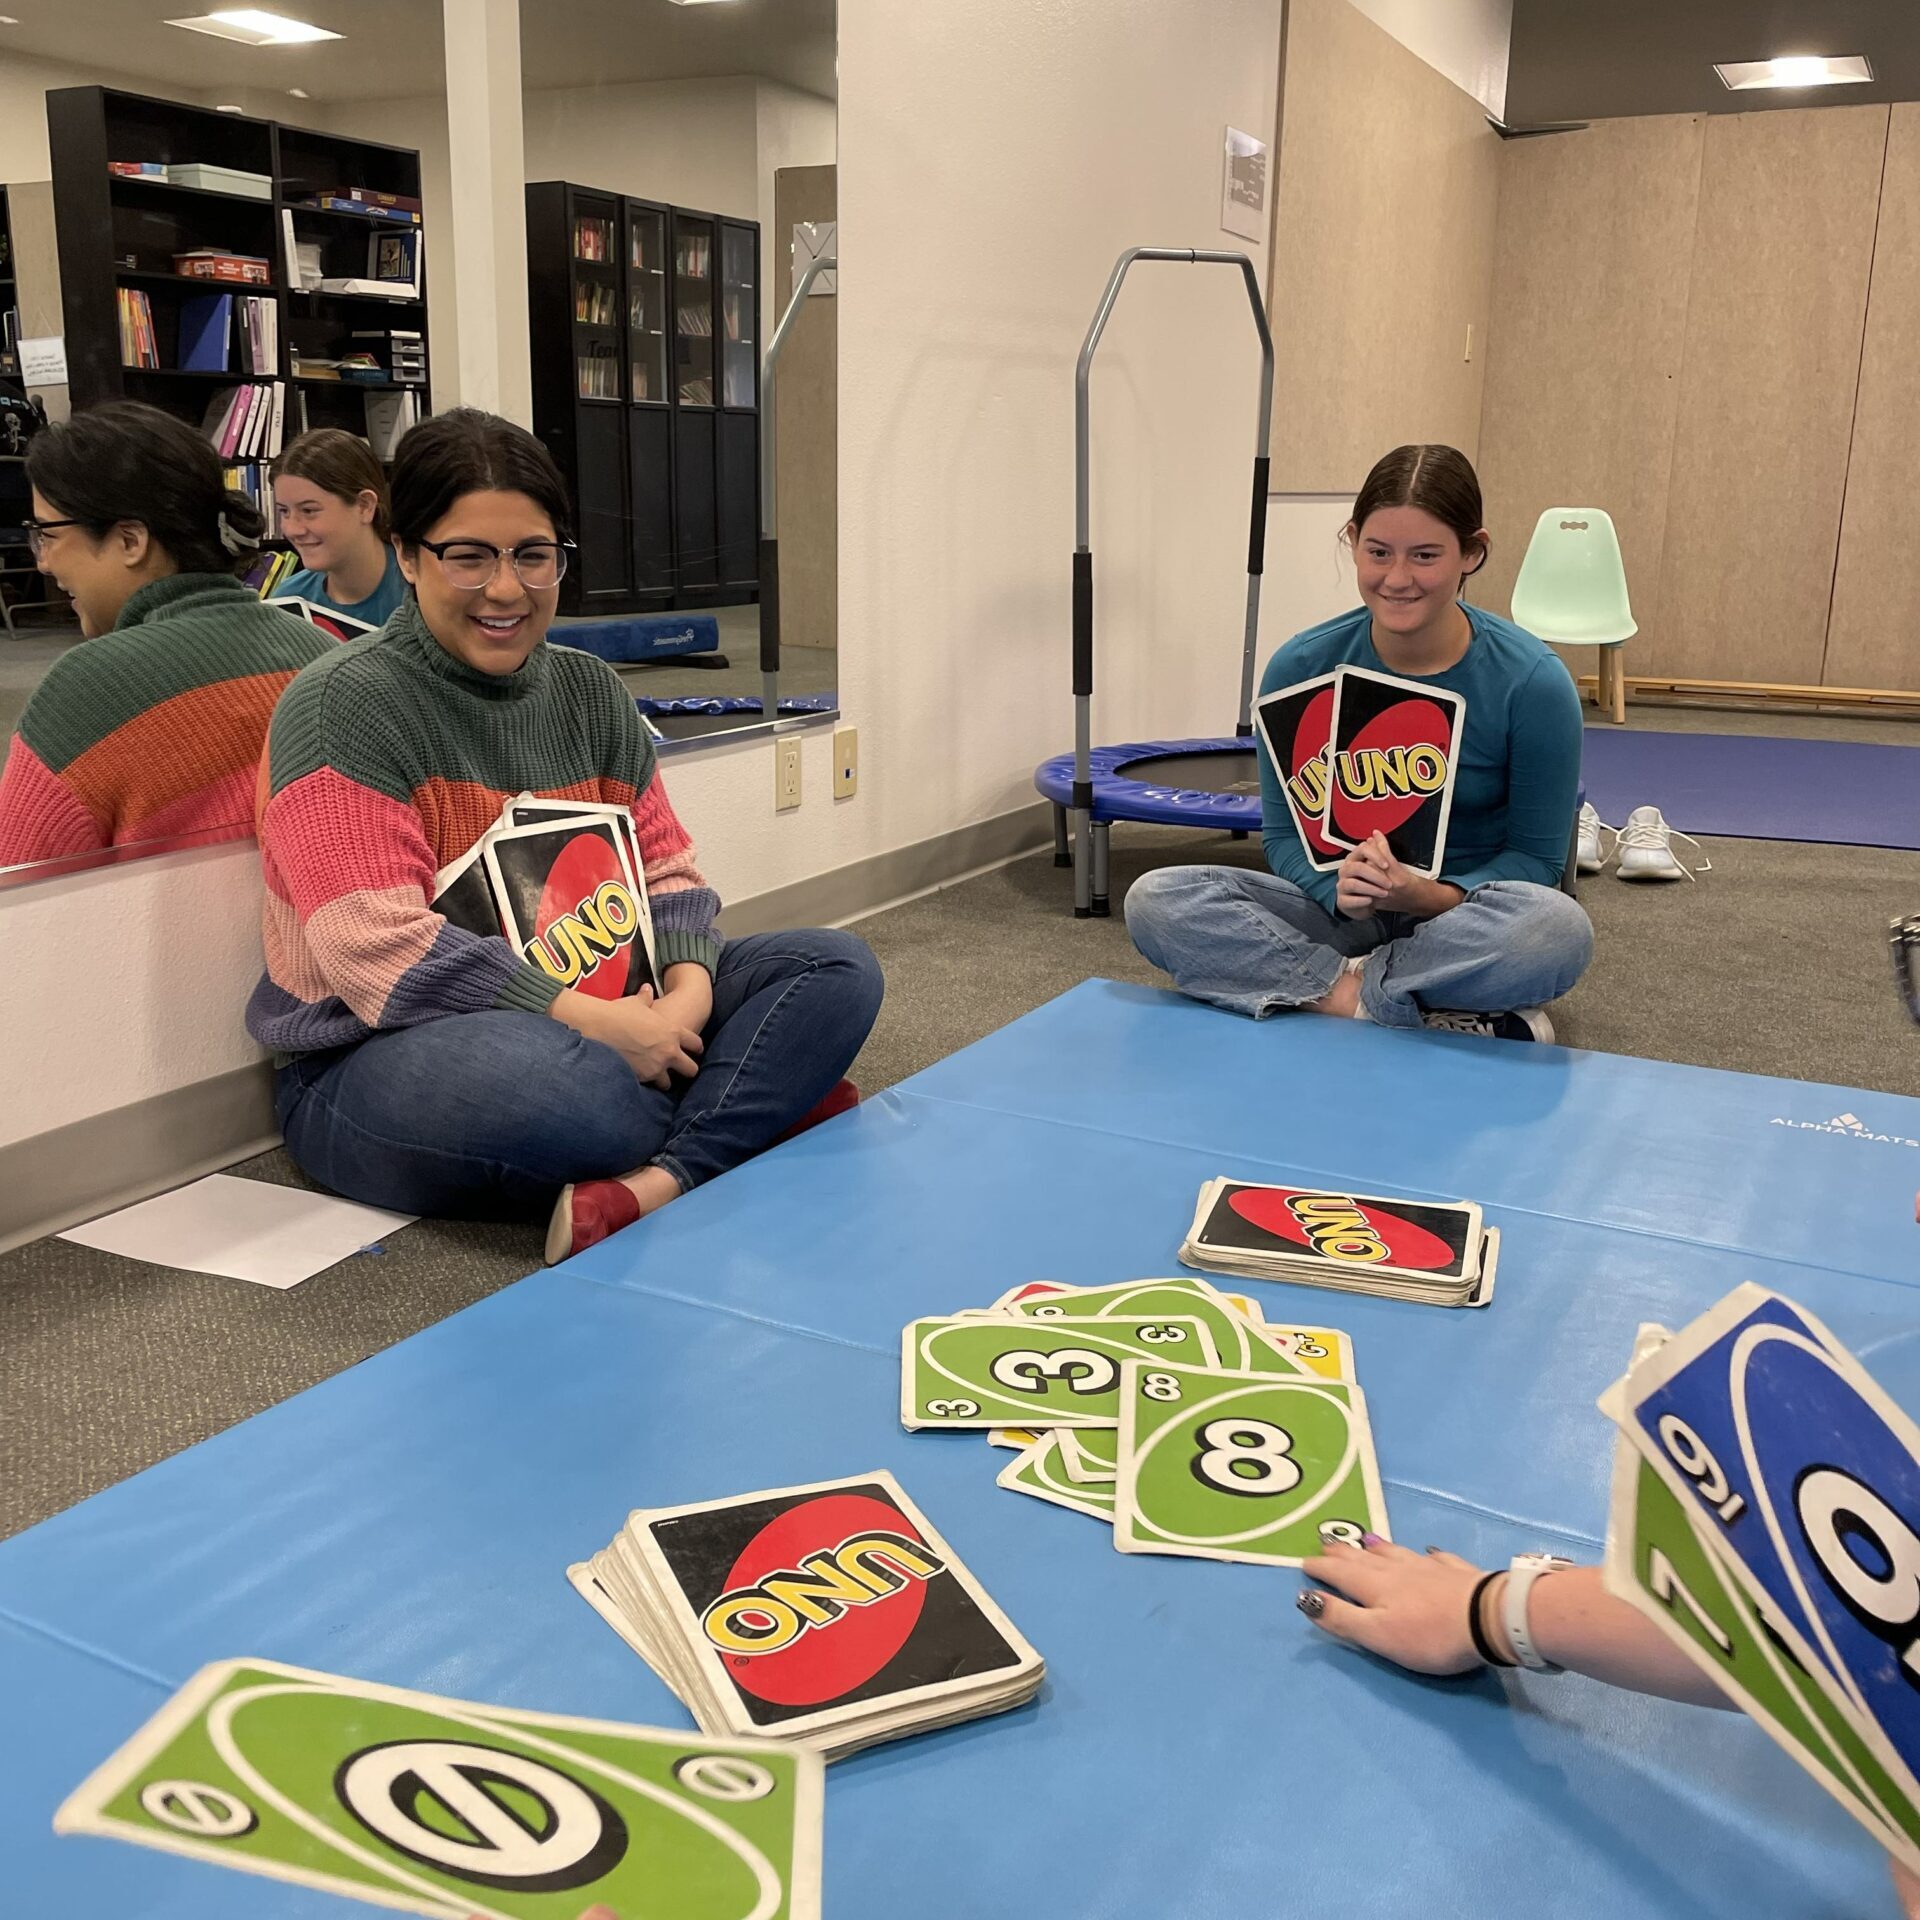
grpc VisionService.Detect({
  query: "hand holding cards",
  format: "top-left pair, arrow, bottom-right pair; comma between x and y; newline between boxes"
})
57,1657 -> 823,1918
1181,1177 -> 1498,1307
1601,1287 -> 1920,1874
571,1471 -> 1044,1760
1254,663 -> 1466,876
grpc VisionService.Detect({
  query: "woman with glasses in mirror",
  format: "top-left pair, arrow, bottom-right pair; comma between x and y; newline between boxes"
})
268,428 -> 408,629
0,401 -> 334,867
248,407 -> 883,1261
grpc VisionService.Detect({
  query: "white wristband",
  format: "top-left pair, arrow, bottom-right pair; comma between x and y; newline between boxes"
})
1503,1554 -> 1572,1672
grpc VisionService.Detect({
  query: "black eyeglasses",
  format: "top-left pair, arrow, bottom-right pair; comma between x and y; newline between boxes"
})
416,537 -> 574,592
23,517 -> 82,559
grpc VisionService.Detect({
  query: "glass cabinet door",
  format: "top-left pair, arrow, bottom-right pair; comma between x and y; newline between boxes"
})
626,205 -> 667,405
571,205 -> 619,400
674,215 -> 714,408
721,223 -> 756,409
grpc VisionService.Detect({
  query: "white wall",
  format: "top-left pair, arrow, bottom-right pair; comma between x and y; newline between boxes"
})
1346,0 -> 1511,118
0,841 -> 265,1150
754,81 -> 838,341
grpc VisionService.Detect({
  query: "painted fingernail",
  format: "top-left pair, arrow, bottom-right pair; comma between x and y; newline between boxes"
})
1296,1590 -> 1325,1619
1362,1532 -> 1386,1548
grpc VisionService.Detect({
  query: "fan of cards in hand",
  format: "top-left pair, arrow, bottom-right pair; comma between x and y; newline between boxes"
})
1602,1285 -> 1920,1878
1181,1177 -> 1499,1308
570,1470 -> 1044,1761
902,1275 -> 1389,1565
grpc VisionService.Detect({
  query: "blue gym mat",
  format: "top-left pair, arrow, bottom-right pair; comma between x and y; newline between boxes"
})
5,981 -> 1919,1917
1579,725 -> 1920,848
551,612 -> 721,664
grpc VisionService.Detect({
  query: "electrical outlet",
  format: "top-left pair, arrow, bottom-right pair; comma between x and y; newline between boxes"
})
833,726 -> 858,799
775,736 -> 802,812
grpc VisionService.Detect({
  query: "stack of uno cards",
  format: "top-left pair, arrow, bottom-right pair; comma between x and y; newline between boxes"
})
1601,1286 -> 1920,1875
1181,1177 -> 1498,1308
432,790 -> 658,1000
1254,662 -> 1466,877
55,1656 -> 822,1919
902,1276 -> 1390,1568
569,1470 -> 1044,1760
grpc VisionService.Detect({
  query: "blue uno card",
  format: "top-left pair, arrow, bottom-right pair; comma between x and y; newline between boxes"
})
1619,1283 -> 1920,1780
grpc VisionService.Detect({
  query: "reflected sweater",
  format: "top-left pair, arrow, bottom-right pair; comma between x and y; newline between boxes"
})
0,574 -> 332,867
246,598 -> 720,1057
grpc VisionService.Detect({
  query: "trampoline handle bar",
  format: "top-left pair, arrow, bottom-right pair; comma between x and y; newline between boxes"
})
758,249 -> 837,690
1072,550 -> 1093,699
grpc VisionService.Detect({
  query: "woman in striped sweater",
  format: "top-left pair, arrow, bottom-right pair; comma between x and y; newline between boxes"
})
247,408 -> 882,1260
0,403 -> 333,867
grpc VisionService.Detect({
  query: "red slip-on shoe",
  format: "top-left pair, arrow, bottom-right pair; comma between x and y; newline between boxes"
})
545,1178 -> 642,1266
771,1078 -> 861,1146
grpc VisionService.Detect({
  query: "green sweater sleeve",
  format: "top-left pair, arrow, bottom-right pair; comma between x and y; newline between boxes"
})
1441,653 -> 1583,893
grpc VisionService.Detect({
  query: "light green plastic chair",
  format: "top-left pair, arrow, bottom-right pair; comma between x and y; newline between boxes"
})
1510,506 -> 1636,723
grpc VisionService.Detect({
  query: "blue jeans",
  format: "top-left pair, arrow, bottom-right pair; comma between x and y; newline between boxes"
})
1124,867 -> 1591,1029
274,929 -> 884,1219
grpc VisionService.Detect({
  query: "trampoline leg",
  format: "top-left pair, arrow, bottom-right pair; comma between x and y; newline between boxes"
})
1053,804 -> 1071,868
1230,829 -> 1249,841
1073,808 -> 1093,917
1091,820 -> 1111,917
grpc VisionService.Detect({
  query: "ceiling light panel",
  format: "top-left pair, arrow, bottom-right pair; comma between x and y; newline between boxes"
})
166,10 -> 342,45
1714,54 -> 1873,91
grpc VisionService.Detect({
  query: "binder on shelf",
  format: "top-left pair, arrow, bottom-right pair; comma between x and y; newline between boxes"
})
177,292 -> 233,372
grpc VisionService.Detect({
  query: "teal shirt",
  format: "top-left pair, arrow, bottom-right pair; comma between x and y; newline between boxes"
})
271,549 -> 408,629
1257,602 -> 1582,913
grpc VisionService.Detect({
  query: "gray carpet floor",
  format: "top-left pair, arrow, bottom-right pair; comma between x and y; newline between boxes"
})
4,704 -> 1919,1539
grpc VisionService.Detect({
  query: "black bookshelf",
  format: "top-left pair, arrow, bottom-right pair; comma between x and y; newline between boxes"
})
527,180 -> 757,617
45,87 -> 431,485
0,184 -> 18,379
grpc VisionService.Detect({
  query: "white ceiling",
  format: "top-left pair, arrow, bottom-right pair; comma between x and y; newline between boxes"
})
0,0 -> 836,105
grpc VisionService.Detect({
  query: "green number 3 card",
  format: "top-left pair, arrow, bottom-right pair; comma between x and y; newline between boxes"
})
1112,1362 -> 1389,1565
55,1657 -> 823,1919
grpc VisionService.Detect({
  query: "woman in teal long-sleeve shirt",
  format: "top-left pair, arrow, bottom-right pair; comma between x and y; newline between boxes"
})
1125,443 -> 1591,1044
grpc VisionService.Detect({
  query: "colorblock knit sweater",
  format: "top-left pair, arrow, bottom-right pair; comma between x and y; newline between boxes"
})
245,597 -> 720,1057
0,574 -> 334,867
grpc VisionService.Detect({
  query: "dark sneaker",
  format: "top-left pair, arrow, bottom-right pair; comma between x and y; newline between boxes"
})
1421,1006 -> 1554,1043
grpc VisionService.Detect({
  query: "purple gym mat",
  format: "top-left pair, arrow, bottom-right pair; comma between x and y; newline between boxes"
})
1579,725 -> 1920,849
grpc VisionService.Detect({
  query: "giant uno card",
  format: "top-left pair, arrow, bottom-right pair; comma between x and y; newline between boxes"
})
1610,1283 -> 1920,1782
1194,1181 -> 1481,1284
505,796 -> 659,986
430,840 -> 505,941
1321,664 -> 1465,876
485,818 -> 657,1001
630,1472 -> 1041,1742
1013,1278 -> 1309,1376
1253,673 -> 1342,871
54,1656 -> 822,1920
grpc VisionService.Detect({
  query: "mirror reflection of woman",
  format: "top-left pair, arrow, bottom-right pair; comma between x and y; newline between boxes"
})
0,402 -> 333,868
248,408 -> 883,1261
268,428 -> 408,629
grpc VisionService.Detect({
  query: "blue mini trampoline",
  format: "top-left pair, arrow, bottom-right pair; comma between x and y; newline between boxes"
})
1038,246 -> 1275,916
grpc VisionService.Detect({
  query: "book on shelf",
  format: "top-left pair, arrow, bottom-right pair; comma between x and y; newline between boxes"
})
107,160 -> 166,180
572,218 -> 613,263
676,304 -> 712,338
293,196 -> 420,224
235,295 -> 278,377
279,211 -> 322,292
177,292 -> 232,372
289,185 -> 421,217
117,289 -> 158,369
368,227 -> 421,296
676,234 -> 711,277
198,380 -> 286,461
678,376 -> 713,406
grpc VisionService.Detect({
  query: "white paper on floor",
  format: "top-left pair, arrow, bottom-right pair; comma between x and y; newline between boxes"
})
58,1175 -> 416,1289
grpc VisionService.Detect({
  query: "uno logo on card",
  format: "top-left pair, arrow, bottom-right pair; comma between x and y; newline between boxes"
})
1229,1188 -> 1458,1272
1284,686 -> 1340,857
522,838 -> 639,1000
1328,698 -> 1454,839
701,1495 -> 944,1702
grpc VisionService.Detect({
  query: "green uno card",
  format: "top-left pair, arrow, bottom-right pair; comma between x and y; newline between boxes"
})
1014,1279 -> 1308,1377
55,1658 -> 823,1919
996,1434 -> 1117,1522
901,1315 -> 1221,1428
1113,1362 -> 1388,1565
1603,1435 -> 1920,1872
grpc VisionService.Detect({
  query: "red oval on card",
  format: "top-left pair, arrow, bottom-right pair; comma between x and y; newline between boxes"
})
712,1493 -> 929,1706
1227,1186 -> 1458,1273
535,833 -> 630,1000
1327,697 -> 1454,842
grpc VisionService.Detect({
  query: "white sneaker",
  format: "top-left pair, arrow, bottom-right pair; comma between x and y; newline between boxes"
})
1576,801 -> 1614,874
1421,1007 -> 1555,1044
1615,804 -> 1710,883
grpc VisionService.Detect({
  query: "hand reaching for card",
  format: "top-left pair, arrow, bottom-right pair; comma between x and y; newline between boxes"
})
1299,1537 -> 1488,1673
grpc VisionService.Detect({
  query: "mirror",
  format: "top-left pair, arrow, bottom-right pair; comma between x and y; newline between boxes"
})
0,0 -> 837,887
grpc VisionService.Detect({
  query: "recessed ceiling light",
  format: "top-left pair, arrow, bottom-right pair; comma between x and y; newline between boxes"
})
665,1 -> 738,7
287,86 -> 310,97
165,9 -> 342,45
215,103 -> 244,113
1714,53 -> 1873,91
0,15 -> 19,23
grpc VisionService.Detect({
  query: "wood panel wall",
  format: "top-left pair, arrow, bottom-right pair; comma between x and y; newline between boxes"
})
1268,0 -> 1499,491
1649,106 -> 1886,683
772,165 -> 838,658
1824,103 -> 1920,692
1470,116 -> 1703,686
